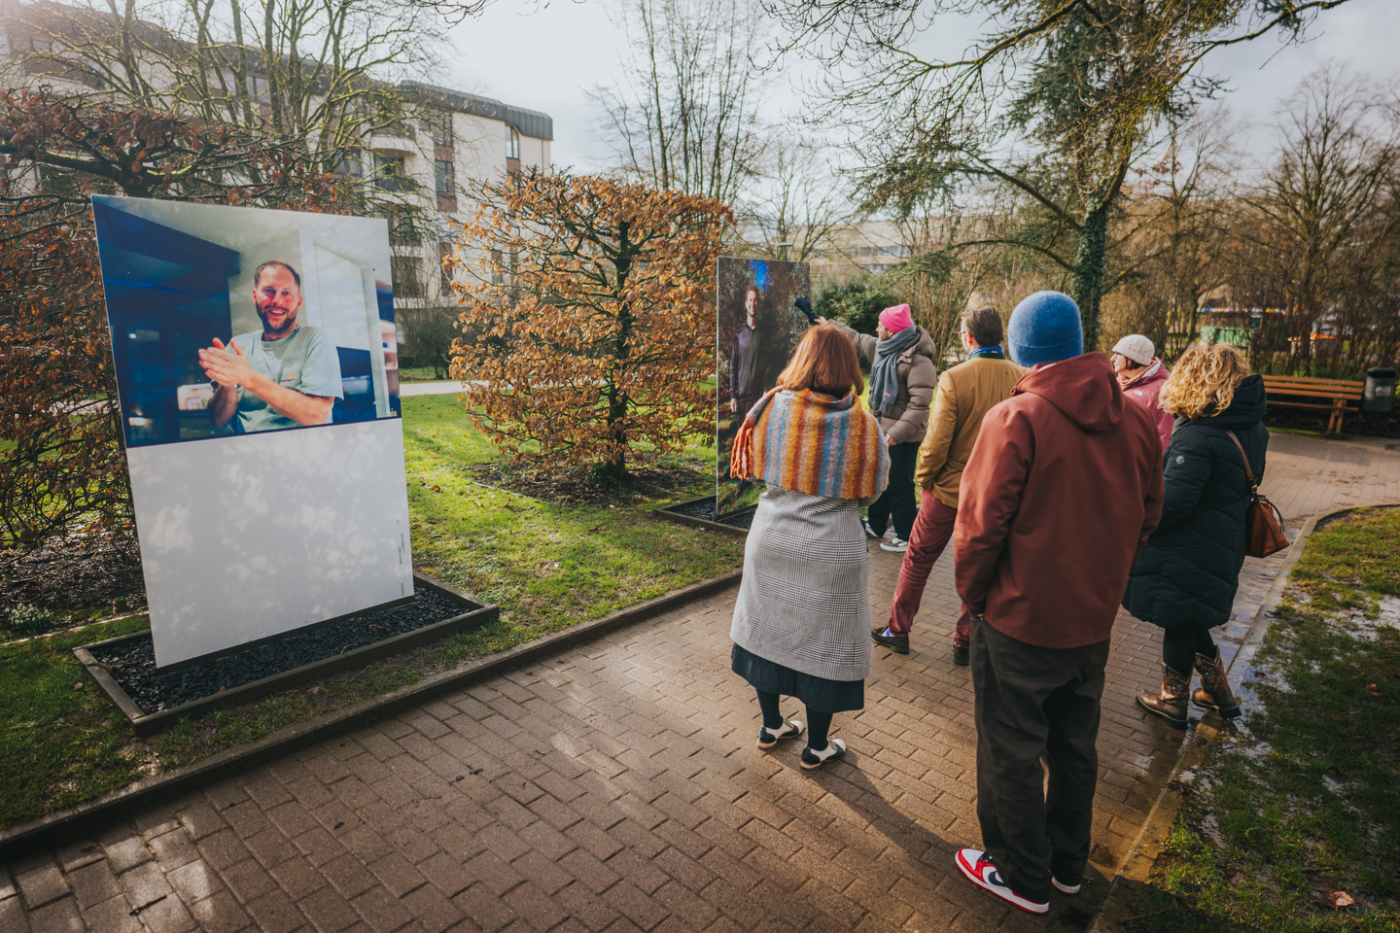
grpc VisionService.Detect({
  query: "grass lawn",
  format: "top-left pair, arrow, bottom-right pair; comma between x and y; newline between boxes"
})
1126,508 -> 1400,932
0,395 -> 741,830
397,365 -> 451,382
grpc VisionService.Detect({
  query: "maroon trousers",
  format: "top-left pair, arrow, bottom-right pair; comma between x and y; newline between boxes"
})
887,496 -> 972,646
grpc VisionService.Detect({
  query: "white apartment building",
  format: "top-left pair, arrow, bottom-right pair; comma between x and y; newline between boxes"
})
370,81 -> 553,312
0,7 -> 553,316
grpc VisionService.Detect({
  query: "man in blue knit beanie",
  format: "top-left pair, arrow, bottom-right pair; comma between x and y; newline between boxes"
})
949,291 -> 1165,914
1005,290 -> 1083,366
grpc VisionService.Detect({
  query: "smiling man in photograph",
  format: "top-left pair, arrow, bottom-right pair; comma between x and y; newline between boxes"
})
199,259 -> 343,434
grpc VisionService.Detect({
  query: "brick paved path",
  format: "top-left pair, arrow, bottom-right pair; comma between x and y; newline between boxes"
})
4,435 -> 1398,933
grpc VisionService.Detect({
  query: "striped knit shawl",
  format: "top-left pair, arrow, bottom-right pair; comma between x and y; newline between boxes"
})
730,388 -> 890,500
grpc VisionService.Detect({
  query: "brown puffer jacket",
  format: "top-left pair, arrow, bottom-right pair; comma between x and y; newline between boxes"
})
830,321 -> 939,444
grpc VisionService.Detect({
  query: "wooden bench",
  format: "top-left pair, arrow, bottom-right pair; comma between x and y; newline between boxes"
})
1261,375 -> 1365,435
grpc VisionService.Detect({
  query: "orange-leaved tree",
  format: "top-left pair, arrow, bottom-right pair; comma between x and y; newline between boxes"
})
0,89 -> 349,548
449,169 -> 732,482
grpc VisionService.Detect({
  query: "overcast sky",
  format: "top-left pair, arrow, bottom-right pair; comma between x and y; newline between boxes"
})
440,0 -> 1400,172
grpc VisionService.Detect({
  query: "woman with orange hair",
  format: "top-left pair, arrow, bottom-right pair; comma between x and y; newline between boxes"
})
728,324 -> 890,769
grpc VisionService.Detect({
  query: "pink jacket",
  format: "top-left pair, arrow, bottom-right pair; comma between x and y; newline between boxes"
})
1120,358 -> 1174,450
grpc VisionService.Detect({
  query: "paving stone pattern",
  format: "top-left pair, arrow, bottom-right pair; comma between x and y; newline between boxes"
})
1263,433 -> 1400,522
3,435 -> 1398,933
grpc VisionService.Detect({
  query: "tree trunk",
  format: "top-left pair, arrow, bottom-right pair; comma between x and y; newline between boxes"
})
597,221 -> 634,484
1072,202 -> 1109,353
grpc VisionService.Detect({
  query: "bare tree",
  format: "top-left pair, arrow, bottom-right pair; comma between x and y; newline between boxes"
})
766,0 -> 1360,350
1232,65 -> 1400,373
2,0 -> 446,180
738,136 -> 850,261
590,0 -> 765,205
1101,110 -> 1240,356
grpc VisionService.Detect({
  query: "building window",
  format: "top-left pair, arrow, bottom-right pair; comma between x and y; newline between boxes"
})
391,255 -> 424,298
506,126 -> 520,161
424,110 -> 454,148
386,211 -> 421,246
434,159 -> 455,197
374,154 -> 405,192
239,74 -> 272,105
335,149 -> 363,177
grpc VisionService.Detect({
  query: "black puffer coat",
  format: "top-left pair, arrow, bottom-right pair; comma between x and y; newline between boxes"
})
1122,374 -> 1269,630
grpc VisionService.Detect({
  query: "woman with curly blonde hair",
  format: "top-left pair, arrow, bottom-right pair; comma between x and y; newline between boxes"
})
1122,343 -> 1269,729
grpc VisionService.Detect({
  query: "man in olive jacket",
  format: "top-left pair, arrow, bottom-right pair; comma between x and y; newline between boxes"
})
872,306 -> 1022,662
950,292 -> 1164,916
821,305 -> 938,549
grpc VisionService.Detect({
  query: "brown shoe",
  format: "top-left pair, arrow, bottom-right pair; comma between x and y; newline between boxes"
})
1192,650 -> 1242,719
1136,663 -> 1190,730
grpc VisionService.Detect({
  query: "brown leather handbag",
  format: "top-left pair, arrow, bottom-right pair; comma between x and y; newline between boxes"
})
1225,430 -> 1290,558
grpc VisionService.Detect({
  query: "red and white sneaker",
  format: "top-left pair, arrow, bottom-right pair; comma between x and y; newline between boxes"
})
954,848 -> 1049,915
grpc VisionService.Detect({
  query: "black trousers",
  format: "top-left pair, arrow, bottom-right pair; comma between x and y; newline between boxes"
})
1162,626 -> 1217,677
866,439 -> 919,540
971,617 -> 1109,902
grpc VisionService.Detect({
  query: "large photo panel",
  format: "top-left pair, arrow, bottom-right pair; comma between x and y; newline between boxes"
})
91,195 -> 399,448
91,198 -> 413,667
128,419 -> 414,667
715,258 -> 811,516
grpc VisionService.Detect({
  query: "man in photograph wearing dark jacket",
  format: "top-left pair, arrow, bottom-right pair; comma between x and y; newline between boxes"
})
728,284 -> 770,419
951,292 -> 1165,914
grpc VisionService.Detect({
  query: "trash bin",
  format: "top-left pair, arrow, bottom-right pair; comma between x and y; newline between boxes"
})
1364,367 -> 1396,413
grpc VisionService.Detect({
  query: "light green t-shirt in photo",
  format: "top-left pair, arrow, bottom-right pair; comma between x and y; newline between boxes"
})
229,324 -> 344,434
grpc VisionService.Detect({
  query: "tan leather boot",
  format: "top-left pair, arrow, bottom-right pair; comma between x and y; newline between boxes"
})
1136,663 -> 1190,730
1192,650 -> 1242,719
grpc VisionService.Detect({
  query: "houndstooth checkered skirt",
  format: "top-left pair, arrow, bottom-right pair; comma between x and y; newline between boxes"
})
730,486 -> 872,682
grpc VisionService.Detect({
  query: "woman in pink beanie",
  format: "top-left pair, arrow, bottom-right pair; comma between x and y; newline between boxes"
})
880,303 -> 914,333
818,303 -> 938,552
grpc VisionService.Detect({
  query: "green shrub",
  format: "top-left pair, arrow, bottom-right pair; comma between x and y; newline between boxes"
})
815,277 -> 900,338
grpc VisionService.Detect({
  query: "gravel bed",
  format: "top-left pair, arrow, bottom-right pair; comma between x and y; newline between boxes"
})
666,498 -> 756,530
89,587 -> 468,713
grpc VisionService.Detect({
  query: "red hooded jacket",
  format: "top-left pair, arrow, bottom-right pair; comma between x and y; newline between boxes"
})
953,353 -> 1165,649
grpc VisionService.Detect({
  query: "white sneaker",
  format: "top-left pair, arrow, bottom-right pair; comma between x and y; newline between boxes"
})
1052,876 -> 1081,895
955,848 -> 1049,915
880,537 -> 909,553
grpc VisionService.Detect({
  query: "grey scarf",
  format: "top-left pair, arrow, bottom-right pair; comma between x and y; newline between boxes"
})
870,325 -> 921,417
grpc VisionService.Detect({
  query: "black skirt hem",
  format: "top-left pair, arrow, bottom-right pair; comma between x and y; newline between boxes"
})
730,644 -> 864,713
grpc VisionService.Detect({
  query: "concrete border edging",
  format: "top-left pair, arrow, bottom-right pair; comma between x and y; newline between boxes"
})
74,574 -> 497,736
652,496 -> 752,537
0,566 -> 743,862
1086,503 -> 1398,932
